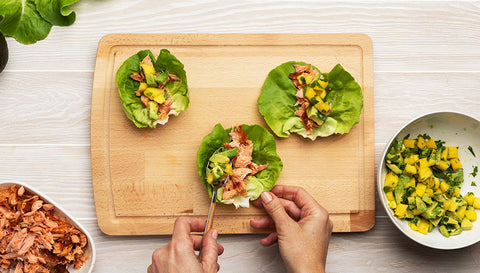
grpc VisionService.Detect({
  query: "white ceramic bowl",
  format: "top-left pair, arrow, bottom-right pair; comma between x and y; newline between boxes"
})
378,111 -> 480,249
0,181 -> 96,272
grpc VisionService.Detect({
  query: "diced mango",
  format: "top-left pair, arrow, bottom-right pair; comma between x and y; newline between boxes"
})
417,136 -> 426,149
408,222 -> 418,231
304,74 -> 314,85
138,82 -> 148,92
447,146 -> 458,159
144,88 -> 165,104
465,193 -> 475,206
433,177 -> 440,190
456,206 -> 467,219
418,158 -> 429,169
425,138 -> 437,149
404,177 -> 416,189
315,102 -> 330,115
436,161 -> 450,171
395,204 -> 409,218
450,158 -> 462,171
418,167 -> 432,182
473,197 -> 480,209
428,158 -> 436,167
466,210 -> 477,221
440,181 -> 450,193
425,188 -> 434,197
412,208 -> 423,215
304,87 -> 316,100
386,191 -> 395,201
316,89 -> 327,99
454,187 -> 460,197
444,199 -> 457,212
403,139 -> 416,148
417,218 -> 430,235
316,80 -> 329,89
140,64 -> 156,75
384,171 -> 399,188
389,200 -> 397,209
441,148 -> 448,161
405,164 -> 417,176
416,183 -> 427,198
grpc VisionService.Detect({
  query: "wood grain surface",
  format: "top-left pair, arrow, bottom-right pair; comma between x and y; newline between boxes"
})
1,0 -> 480,272
91,33 -> 374,234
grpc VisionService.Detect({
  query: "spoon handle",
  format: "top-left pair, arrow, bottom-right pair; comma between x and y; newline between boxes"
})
198,190 -> 217,259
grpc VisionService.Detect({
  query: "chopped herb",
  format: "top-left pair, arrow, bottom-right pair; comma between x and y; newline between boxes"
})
471,166 -> 478,177
468,146 -> 476,157
418,133 -> 431,140
471,182 -> 477,186
428,124 -> 434,129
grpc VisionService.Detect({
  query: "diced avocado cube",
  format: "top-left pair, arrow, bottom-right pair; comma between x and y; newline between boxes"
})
449,228 -> 462,236
216,148 -> 238,159
461,218 -> 473,230
147,101 -> 159,120
416,196 -> 428,213
307,106 -> 325,126
140,64 -> 156,75
211,166 -> 224,181
209,154 -> 230,164
387,163 -> 402,175
146,74 -> 157,87
155,72 -> 169,85
144,88 -> 165,104
439,225 -> 450,238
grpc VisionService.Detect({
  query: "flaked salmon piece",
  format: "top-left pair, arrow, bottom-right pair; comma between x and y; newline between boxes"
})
18,233 -> 36,255
17,187 -> 25,197
249,163 -> 269,175
13,262 -> 23,273
232,168 -> 253,181
167,72 -> 180,82
129,72 -> 144,82
42,204 -> 54,211
222,189 -> 238,200
140,55 -> 153,67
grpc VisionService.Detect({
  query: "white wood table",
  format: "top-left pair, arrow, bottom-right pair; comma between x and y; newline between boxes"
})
1,1 -> 479,272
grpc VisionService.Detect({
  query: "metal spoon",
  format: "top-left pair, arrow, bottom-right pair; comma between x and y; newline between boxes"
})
198,148 -> 229,258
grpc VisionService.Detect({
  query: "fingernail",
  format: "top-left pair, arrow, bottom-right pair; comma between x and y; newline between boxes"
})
211,229 -> 218,239
261,191 -> 273,204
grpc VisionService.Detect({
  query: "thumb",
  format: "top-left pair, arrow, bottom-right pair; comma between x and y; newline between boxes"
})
200,229 -> 219,272
260,191 -> 293,229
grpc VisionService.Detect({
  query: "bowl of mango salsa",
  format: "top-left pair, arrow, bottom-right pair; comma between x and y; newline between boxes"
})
378,111 -> 480,249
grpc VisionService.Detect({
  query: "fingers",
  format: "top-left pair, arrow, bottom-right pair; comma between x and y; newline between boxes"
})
200,229 -> 219,272
250,217 -> 275,230
259,192 -> 293,231
191,235 -> 224,255
172,217 -> 205,242
260,232 -> 278,246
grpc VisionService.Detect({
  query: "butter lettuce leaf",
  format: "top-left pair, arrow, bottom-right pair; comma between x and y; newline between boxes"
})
196,124 -> 283,207
115,49 -> 190,128
258,62 -> 363,139
0,0 -> 78,44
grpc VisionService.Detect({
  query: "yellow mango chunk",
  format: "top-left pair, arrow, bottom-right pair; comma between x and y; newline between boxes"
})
386,191 -> 395,201
447,146 -> 458,159
404,164 -> 417,176
304,87 -> 316,100
417,136 -> 426,149
416,183 -> 427,198
384,172 -> 399,188
388,200 -> 397,209
466,210 -> 477,221
436,161 -> 449,171
425,188 -> 434,197
404,177 -> 416,189
440,181 -> 450,193
425,138 -> 437,149
395,204 -> 409,218
417,218 -> 430,235
403,139 -> 416,148
456,206 -> 467,219
465,193 -> 475,206
408,222 -> 418,231
450,158 -> 462,171
140,64 -> 156,75
418,158 -> 429,169
473,197 -> 480,209
441,148 -> 448,161
418,167 -> 432,182
138,82 -> 148,92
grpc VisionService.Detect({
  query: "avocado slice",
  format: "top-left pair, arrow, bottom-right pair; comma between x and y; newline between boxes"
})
307,106 -> 326,126
461,218 -> 473,230
216,148 -> 238,159
209,154 -> 230,164
387,163 -> 402,175
439,225 -> 450,238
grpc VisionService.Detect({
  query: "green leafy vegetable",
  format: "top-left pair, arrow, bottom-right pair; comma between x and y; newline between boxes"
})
258,62 -> 363,140
0,0 -> 79,44
196,124 -> 283,207
471,182 -> 477,187
115,49 -> 189,128
471,166 -> 478,177
468,146 -> 476,157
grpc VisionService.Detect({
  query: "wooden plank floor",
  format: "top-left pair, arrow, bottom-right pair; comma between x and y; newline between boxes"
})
1,1 -> 479,272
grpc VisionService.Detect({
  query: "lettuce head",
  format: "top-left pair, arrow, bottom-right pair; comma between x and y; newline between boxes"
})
197,124 -> 283,208
258,62 -> 363,140
115,49 -> 190,128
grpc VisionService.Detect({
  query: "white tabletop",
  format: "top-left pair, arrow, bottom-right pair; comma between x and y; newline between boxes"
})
1,1 -> 480,272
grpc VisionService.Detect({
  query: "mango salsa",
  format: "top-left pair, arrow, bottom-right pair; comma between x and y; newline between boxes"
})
383,134 -> 478,237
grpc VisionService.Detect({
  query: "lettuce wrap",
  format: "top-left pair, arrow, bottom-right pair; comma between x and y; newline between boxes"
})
258,62 -> 363,140
115,49 -> 190,128
197,124 -> 283,208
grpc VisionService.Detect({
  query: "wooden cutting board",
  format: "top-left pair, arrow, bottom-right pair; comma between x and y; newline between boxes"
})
91,33 -> 374,235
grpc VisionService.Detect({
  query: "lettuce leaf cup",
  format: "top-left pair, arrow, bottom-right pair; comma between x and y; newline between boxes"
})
258,62 -> 363,140
197,124 -> 283,208
115,49 -> 190,128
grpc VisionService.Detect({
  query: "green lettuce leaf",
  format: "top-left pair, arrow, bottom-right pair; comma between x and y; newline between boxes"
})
115,49 -> 190,128
35,0 -> 79,26
0,0 -> 78,44
258,61 -> 363,139
196,124 -> 283,207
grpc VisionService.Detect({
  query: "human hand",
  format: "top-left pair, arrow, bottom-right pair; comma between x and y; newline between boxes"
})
148,217 -> 224,273
250,185 -> 333,273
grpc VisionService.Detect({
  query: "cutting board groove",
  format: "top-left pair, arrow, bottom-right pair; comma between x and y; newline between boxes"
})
91,33 -> 374,235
